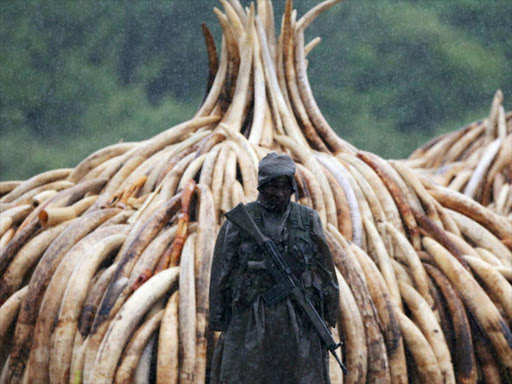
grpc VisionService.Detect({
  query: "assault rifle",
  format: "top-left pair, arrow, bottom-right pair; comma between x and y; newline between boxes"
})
225,203 -> 348,375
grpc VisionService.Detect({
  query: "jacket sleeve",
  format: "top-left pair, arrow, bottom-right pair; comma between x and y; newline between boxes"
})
310,211 -> 340,328
209,219 -> 241,331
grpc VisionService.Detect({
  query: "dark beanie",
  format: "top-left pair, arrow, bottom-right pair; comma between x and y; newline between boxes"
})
257,153 -> 297,192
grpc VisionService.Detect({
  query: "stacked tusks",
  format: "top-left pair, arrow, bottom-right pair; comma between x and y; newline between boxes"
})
0,0 -> 511,383
406,90 -> 512,218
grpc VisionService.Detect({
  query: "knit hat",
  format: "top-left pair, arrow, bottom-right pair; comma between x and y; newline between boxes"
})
257,152 -> 297,192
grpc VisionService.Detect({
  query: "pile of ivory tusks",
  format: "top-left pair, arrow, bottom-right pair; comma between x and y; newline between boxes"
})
0,0 -> 511,383
406,90 -> 512,218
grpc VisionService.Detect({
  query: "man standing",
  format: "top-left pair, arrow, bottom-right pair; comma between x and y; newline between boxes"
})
209,153 -> 339,384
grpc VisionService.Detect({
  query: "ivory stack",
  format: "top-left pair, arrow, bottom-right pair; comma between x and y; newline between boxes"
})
407,90 -> 512,218
0,1 -> 511,383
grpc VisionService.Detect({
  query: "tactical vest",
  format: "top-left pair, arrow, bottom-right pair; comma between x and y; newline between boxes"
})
232,202 -> 320,309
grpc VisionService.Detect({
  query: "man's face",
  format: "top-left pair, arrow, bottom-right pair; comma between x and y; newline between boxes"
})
260,176 -> 293,207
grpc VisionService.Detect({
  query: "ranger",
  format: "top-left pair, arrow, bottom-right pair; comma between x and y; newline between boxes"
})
209,153 -> 340,384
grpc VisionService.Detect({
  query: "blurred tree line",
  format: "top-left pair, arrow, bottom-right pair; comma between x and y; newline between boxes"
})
1,0 -> 511,180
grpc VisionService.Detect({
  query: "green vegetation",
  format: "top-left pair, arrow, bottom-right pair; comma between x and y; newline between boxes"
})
1,0 -> 510,180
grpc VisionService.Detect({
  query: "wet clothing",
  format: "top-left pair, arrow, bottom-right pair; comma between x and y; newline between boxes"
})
257,152 -> 298,194
209,200 -> 339,384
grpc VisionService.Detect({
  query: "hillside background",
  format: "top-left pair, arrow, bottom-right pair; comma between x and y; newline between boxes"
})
1,0 -> 511,180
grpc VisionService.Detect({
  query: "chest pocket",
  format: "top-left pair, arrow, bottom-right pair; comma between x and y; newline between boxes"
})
288,208 -> 315,265
234,234 -> 273,307
237,241 -> 264,266
288,208 -> 328,300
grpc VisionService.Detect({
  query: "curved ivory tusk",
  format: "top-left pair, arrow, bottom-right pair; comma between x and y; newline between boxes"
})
4,208 -> 119,383
0,219 -> 72,300
0,286 -> 28,346
157,290 -> 179,384
26,226 -> 126,384
90,268 -> 179,383
423,237 -> 512,369
296,0 -> 343,32
39,195 -> 97,227
257,17 -> 309,148
316,155 -> 362,245
463,137 -> 502,199
178,233 -> 198,384
396,310 -> 443,383
282,2 -> 328,153
326,228 -> 391,383
424,264 -> 477,384
11,180 -> 75,205
0,204 -> 32,236
114,310 -> 163,384
68,142 -> 137,184
0,181 -> 22,197
49,232 -> 127,384
0,177 -> 109,279
0,168 -> 73,204
351,245 -> 408,384
194,185 -> 217,383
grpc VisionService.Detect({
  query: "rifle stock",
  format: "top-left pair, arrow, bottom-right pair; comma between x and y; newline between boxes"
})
224,203 -> 267,245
